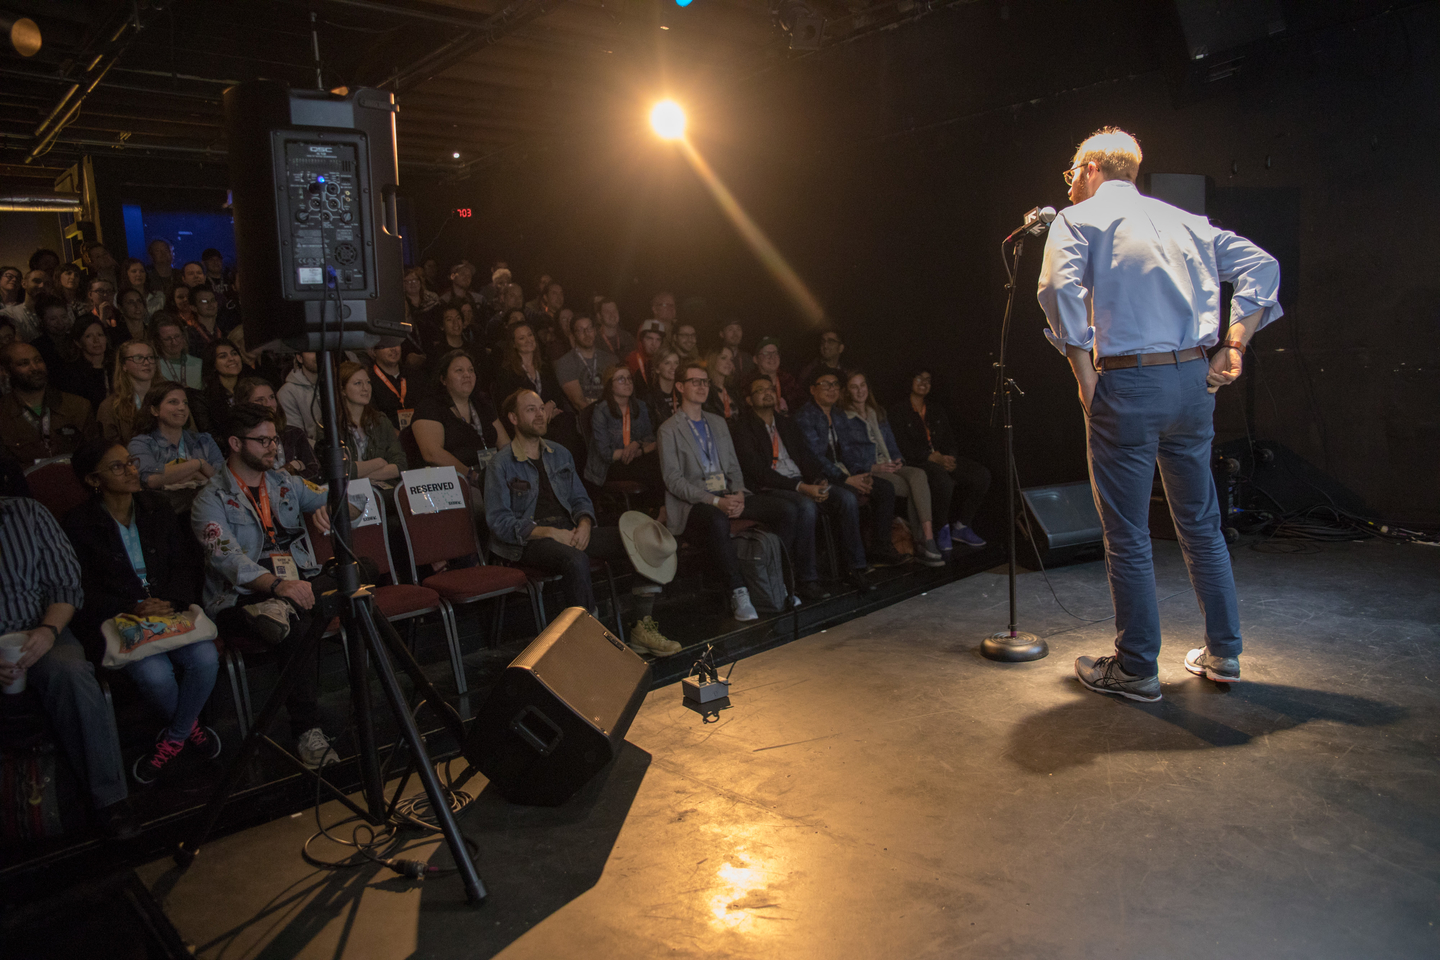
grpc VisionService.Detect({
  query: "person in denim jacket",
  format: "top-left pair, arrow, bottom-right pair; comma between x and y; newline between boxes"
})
189,402 -> 338,768
128,381 -> 226,517
793,368 -> 907,566
486,389 -> 678,654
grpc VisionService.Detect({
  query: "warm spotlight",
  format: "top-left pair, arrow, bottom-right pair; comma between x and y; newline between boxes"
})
650,100 -> 686,140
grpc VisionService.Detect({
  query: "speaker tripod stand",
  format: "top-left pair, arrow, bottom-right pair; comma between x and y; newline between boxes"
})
981,227 -> 1049,663
174,342 -> 487,905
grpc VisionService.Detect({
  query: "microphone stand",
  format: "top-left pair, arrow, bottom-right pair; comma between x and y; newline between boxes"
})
980,227 -> 1048,663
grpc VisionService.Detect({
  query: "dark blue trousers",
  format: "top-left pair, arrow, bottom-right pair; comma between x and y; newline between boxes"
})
1086,357 -> 1242,677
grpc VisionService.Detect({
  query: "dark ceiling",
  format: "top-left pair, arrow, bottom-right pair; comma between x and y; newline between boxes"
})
0,0 -> 976,185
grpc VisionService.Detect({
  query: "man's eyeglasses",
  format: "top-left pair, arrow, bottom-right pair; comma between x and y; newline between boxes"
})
814,380 -> 841,389
680,377 -> 710,386
1063,162 -> 1088,187
242,435 -> 280,448
913,374 -> 932,384
97,456 -> 141,477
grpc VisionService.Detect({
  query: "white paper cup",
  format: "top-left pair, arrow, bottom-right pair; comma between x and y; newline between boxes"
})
0,632 -> 28,695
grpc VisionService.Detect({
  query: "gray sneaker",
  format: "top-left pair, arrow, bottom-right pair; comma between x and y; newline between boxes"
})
1185,648 -> 1240,682
730,587 -> 759,622
1075,655 -> 1162,702
296,727 -> 339,769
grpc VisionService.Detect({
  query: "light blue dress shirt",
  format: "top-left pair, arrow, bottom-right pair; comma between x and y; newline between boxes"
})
1036,179 -> 1283,359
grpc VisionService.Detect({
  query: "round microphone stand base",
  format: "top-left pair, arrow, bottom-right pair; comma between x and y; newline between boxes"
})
981,631 -> 1049,662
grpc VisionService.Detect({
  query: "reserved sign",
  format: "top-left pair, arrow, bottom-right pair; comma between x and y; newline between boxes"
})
401,466 -> 465,515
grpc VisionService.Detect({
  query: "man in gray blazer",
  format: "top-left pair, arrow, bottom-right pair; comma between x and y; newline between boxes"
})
658,360 -> 796,621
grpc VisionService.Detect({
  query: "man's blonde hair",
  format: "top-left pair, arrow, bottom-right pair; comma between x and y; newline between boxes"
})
1072,127 -> 1143,182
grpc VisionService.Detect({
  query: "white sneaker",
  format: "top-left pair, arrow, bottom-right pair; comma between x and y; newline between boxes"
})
730,587 -> 759,622
296,727 -> 339,769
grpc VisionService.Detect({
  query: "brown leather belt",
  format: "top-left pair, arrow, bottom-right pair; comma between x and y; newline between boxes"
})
1096,345 -> 1207,371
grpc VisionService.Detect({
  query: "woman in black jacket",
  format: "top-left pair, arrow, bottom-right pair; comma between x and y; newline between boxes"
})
887,366 -> 992,552
63,439 -> 220,785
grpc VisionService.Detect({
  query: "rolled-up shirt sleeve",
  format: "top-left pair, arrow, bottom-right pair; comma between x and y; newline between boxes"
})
1214,229 -> 1284,332
1036,212 -> 1096,356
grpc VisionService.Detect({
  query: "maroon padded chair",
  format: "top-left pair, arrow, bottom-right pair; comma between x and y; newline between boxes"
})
394,477 -> 533,656
305,493 -> 464,692
24,457 -> 90,524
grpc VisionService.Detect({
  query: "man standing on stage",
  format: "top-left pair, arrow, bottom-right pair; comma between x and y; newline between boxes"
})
1037,127 -> 1282,702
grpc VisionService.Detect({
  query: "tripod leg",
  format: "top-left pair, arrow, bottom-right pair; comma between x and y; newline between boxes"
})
177,625 -> 340,865
369,605 -> 471,748
344,617 -> 386,816
353,602 -> 488,904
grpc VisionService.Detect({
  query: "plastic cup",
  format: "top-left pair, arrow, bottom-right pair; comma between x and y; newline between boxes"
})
0,632 -> 28,695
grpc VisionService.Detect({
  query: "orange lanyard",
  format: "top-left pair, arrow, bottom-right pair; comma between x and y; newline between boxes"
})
188,318 -> 217,345
917,401 -> 933,449
769,423 -> 780,466
373,365 -> 406,405
721,389 -> 732,419
230,469 -> 277,546
621,405 -> 631,447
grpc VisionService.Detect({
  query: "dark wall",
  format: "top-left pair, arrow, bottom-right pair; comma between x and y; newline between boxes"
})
405,0 -> 1440,523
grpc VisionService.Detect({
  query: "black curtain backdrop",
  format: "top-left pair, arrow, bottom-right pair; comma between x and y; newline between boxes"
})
375,0 -> 1440,524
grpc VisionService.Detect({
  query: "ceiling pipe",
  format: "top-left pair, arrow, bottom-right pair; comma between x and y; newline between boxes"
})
0,190 -> 83,213
25,3 -> 161,164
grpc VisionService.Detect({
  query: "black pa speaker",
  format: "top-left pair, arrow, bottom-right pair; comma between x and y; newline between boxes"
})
223,80 -> 407,353
468,608 -> 652,806
1017,481 -> 1105,569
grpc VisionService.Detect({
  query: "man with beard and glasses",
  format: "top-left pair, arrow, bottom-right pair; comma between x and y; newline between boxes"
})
0,341 -> 96,463
487,389 -> 680,655
190,403 -> 339,768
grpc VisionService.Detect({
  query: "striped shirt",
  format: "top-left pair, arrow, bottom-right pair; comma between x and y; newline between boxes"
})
0,497 -> 84,632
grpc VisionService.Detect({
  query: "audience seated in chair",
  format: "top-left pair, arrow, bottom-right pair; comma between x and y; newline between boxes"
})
841,371 -> 945,566
796,329 -> 848,399
889,366 -> 992,552
753,336 -> 799,415
486,388 -> 679,655
53,316 -> 112,413
658,361 -> 799,622
128,381 -> 225,517
63,440 -> 220,787
594,296 -> 635,361
0,340 -> 96,464
795,368 -> 908,567
233,377 -> 321,483
585,365 -> 661,490
323,361 -> 407,484
97,339 -> 160,444
189,402 -> 339,769
151,315 -> 203,390
365,337 -> 414,430
0,495 -> 137,838
732,373 -> 875,599
411,349 -> 509,488
718,318 -> 756,382
555,314 -> 617,414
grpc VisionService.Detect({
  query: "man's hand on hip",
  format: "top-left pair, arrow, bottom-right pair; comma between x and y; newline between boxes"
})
1207,347 -> 1243,393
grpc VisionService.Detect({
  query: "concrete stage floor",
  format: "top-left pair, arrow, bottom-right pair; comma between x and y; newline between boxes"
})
137,539 -> 1440,959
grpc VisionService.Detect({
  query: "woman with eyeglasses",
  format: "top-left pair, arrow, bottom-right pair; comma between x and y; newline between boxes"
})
585,365 -> 660,488
97,340 -> 159,444
888,366 -> 993,554
233,377 -> 320,482
128,380 -> 225,505
62,439 -> 219,784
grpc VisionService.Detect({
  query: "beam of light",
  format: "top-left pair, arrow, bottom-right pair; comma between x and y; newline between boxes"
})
672,136 -> 826,325
650,100 -> 687,140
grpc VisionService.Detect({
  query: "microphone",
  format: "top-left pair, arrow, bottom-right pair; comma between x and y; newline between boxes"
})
1007,205 -> 1057,241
